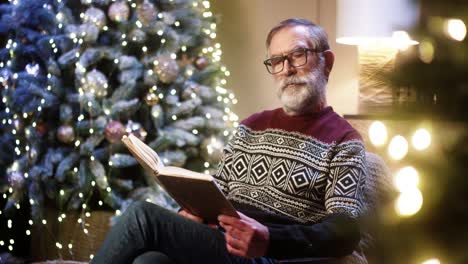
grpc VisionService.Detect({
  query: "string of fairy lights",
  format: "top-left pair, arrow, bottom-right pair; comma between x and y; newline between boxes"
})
0,0 -> 78,256
1,0 -> 239,260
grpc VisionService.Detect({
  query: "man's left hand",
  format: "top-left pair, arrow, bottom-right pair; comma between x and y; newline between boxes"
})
218,212 -> 270,258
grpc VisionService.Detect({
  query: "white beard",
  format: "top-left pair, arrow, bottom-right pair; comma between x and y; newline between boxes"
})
276,62 -> 327,114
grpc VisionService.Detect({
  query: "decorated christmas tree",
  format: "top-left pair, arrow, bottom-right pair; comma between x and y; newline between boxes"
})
0,0 -> 237,259
375,0 -> 468,263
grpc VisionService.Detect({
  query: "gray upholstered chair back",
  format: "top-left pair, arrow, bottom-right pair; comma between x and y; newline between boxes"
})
357,152 -> 393,263
364,152 -> 393,214
277,152 -> 393,264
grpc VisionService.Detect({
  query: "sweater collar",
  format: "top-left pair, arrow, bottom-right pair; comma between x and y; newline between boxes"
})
277,106 -> 333,120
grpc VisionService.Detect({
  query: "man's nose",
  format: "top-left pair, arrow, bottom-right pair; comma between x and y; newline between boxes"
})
283,59 -> 297,76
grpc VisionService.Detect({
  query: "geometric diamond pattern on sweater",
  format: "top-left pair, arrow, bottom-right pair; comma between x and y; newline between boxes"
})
248,155 -> 270,185
214,125 -> 367,223
270,159 -> 290,188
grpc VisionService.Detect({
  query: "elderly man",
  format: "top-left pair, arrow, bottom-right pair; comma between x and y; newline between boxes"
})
92,18 -> 367,264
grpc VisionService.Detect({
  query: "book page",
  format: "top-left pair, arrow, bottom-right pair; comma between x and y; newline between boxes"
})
159,166 -> 213,181
121,134 -> 161,173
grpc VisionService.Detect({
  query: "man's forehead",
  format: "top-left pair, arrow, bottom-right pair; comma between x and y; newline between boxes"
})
268,25 -> 311,55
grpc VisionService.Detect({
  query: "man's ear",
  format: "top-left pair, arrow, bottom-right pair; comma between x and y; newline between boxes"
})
323,50 -> 334,78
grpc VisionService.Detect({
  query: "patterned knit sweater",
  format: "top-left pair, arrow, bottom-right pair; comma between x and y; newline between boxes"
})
213,106 -> 367,260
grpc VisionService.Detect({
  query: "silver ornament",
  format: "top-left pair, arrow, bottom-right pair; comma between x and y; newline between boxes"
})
26,63 -> 40,76
57,125 -> 76,143
129,29 -> 147,43
154,56 -> 179,84
137,0 -> 158,26
8,171 -> 25,189
82,69 -> 109,98
83,7 -> 107,29
80,23 -> 100,43
108,1 -> 130,22
28,147 -> 38,160
13,119 -> 24,130
105,120 -> 126,143
162,12 -> 175,25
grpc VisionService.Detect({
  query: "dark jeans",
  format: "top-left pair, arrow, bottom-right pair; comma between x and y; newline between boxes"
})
91,201 -> 277,264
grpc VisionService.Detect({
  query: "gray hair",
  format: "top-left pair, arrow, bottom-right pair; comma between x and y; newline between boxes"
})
266,18 -> 330,53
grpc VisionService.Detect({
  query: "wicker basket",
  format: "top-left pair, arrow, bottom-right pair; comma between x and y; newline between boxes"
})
31,209 -> 113,262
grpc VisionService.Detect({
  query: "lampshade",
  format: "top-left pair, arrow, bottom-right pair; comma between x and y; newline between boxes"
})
336,0 -> 419,47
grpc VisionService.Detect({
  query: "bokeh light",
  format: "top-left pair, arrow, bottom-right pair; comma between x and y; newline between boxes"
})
422,258 -> 441,264
388,135 -> 409,160
395,188 -> 423,216
392,31 -> 418,51
394,166 -> 419,192
369,121 -> 388,146
412,128 -> 431,150
445,18 -> 466,41
419,40 -> 435,64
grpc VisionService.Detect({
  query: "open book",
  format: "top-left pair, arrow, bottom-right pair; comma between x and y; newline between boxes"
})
121,134 -> 239,223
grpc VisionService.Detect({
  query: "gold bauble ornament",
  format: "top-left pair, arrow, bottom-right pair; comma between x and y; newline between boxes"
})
145,92 -> 160,106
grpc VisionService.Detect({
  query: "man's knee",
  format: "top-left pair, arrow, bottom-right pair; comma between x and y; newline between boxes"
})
127,201 -> 154,214
124,201 -> 175,223
133,251 -> 175,264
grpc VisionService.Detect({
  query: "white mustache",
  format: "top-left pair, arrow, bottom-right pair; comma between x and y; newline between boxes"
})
280,76 -> 309,90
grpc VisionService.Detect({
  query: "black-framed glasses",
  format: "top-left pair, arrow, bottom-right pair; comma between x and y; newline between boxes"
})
263,48 -> 320,74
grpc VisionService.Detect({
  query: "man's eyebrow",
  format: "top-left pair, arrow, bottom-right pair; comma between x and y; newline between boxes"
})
268,45 -> 309,58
